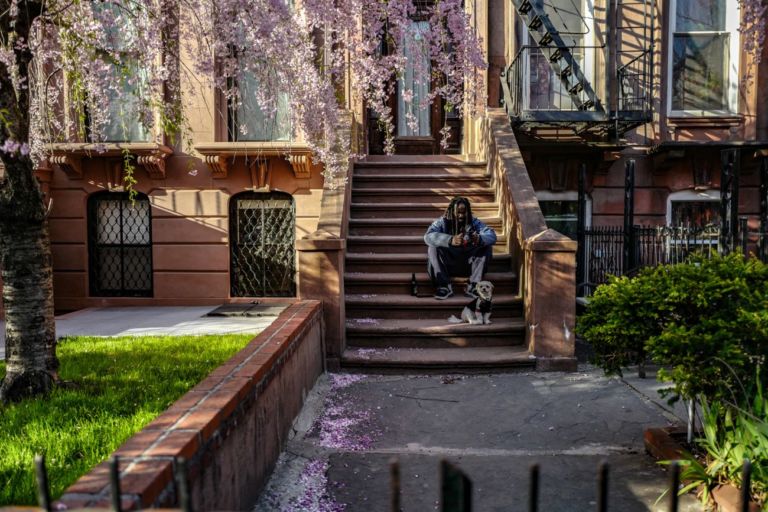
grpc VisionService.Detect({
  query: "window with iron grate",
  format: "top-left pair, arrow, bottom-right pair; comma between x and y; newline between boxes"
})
88,192 -> 153,297
229,191 -> 296,297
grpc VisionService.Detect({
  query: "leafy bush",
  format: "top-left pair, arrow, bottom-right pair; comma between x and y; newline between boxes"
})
577,253 -> 768,406
576,272 -> 666,375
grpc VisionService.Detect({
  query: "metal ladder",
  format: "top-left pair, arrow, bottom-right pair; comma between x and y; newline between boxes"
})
513,0 -> 604,113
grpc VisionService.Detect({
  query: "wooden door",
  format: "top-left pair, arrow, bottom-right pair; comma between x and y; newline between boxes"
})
367,19 -> 461,155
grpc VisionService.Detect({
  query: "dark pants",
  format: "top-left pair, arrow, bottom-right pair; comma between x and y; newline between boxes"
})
427,244 -> 492,288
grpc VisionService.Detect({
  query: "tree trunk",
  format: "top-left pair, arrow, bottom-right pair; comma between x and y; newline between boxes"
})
0,164 -> 59,403
0,0 -> 58,403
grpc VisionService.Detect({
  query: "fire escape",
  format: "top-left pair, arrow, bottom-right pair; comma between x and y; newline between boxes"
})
501,0 -> 655,141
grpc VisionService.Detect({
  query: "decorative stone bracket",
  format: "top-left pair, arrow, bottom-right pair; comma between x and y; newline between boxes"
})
194,142 -> 314,184
46,143 -> 173,180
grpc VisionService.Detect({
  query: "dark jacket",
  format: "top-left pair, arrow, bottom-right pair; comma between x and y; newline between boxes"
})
423,217 -> 497,248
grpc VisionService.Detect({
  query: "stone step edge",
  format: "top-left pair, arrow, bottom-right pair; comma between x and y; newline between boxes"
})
340,347 -> 535,368
351,187 -> 495,194
349,217 -> 502,226
347,235 -> 508,243
345,294 -> 522,306
351,202 -> 499,209
354,160 -> 487,168
353,176 -> 491,183
344,271 -> 516,284
345,320 -> 525,335
345,252 -> 512,261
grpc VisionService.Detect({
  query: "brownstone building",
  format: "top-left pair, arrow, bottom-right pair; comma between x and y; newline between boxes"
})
492,0 -> 768,294
1,0 -> 766,370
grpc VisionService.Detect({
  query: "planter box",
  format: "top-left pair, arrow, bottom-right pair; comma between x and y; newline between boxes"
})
643,426 -> 690,460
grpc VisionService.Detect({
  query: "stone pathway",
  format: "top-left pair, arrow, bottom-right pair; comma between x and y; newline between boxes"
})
255,368 -> 702,512
0,306 -> 281,361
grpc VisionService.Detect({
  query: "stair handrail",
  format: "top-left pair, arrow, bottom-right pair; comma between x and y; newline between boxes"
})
295,110 -> 358,368
482,109 -> 577,370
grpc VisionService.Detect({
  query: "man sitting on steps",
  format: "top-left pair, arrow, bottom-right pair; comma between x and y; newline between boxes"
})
424,196 -> 497,300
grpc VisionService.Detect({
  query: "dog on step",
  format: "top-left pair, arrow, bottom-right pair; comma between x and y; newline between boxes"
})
448,280 -> 494,325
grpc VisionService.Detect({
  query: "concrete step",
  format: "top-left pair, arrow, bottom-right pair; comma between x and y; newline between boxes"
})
355,157 -> 486,170
345,293 -> 523,320
348,217 -> 503,236
346,235 -> 508,254
353,175 -> 491,190
340,345 -> 535,373
353,165 -> 488,177
344,271 -> 517,295
350,202 -> 499,219
345,318 -> 526,348
344,252 -> 513,273
351,188 -> 495,204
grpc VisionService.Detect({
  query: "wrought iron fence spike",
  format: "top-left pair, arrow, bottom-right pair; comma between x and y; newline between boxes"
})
741,459 -> 752,512
597,461 -> 609,512
528,463 -> 539,512
110,456 -> 122,512
667,461 -> 680,512
175,457 -> 193,512
390,457 -> 401,512
35,454 -> 52,512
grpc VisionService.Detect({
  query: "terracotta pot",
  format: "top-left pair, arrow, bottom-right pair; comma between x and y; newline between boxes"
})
711,484 -> 761,512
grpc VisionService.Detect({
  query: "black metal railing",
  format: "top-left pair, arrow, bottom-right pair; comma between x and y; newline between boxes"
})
503,45 -> 606,121
579,225 -> 625,296
501,47 -> 652,136
616,49 -> 651,114
578,225 -> 725,296
32,454 -> 192,512
388,457 -> 757,512
27,453 -> 758,511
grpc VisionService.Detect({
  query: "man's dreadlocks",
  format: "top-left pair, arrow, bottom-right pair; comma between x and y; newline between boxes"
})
443,196 -> 473,235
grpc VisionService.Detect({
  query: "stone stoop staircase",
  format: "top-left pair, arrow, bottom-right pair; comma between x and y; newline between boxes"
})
341,157 -> 535,372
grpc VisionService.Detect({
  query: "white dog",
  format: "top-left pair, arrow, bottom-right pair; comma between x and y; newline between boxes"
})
448,280 -> 494,325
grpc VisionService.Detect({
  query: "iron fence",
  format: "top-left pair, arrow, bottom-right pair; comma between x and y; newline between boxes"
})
28,454 -> 757,512
389,457 -> 756,512
578,225 -> 726,296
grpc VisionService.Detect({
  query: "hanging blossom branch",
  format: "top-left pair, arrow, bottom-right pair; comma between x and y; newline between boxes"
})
738,0 -> 767,87
739,0 -> 767,64
3,0 -> 486,184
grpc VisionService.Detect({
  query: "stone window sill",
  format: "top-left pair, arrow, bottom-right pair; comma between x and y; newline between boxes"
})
666,115 -> 744,129
194,142 -> 314,183
46,142 -> 173,180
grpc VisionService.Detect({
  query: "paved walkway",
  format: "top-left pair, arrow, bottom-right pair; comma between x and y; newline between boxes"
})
0,306 -> 280,360
255,368 -> 702,512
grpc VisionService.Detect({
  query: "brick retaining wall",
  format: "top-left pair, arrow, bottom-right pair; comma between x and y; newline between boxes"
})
56,300 -> 324,511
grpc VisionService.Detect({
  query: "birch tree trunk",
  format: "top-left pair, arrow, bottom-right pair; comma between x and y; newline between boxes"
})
0,0 -> 59,403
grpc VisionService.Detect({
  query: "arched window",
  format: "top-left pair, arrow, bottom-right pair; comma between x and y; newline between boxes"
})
229,191 -> 295,297
88,191 -> 153,297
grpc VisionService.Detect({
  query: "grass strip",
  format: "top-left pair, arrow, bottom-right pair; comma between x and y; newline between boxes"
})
0,333 -> 256,505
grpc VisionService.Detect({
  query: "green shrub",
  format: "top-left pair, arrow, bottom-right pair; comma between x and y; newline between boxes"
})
577,253 -> 768,406
576,271 -> 666,376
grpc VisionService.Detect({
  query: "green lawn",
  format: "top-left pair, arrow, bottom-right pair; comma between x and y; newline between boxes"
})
0,334 -> 256,506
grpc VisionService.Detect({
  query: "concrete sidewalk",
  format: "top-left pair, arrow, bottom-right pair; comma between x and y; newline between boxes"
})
256,368 -> 702,512
0,306 -> 280,361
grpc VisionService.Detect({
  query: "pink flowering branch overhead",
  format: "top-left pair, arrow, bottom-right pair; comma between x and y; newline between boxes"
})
2,0 -> 487,180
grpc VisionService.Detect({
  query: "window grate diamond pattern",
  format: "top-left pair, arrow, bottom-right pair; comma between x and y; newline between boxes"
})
88,192 -> 153,297
230,193 -> 295,297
